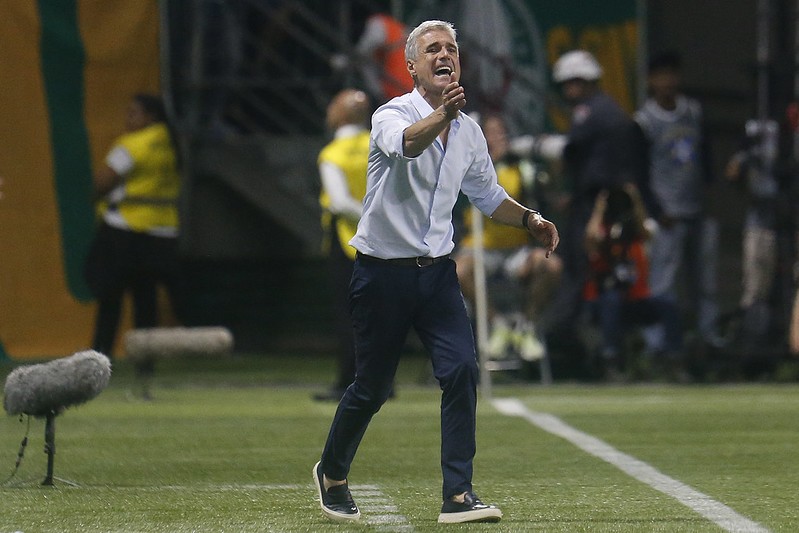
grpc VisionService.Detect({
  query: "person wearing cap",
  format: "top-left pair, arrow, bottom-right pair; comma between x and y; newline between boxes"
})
518,50 -> 651,374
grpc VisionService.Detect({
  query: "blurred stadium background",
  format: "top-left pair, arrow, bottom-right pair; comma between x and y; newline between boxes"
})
1,0 -> 797,374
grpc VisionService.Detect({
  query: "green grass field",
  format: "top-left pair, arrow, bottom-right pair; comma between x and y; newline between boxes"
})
0,354 -> 797,532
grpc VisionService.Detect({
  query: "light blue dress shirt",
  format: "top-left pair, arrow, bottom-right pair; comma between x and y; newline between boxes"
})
350,89 -> 510,259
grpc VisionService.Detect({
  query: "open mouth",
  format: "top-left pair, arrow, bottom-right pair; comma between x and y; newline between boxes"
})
434,65 -> 452,78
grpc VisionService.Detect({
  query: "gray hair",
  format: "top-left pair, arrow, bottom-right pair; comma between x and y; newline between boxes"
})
405,20 -> 458,62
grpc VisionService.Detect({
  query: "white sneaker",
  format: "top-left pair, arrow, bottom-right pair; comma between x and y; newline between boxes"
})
516,320 -> 545,362
486,316 -> 513,359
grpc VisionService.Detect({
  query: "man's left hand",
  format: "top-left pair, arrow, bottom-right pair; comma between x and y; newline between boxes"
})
527,213 -> 560,258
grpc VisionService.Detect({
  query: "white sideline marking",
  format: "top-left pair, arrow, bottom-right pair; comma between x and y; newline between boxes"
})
493,398 -> 770,533
351,484 -> 415,531
148,483 -> 415,530
115,483 -> 305,491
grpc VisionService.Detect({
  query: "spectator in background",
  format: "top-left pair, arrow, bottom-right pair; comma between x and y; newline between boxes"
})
84,93 -> 182,376
583,184 -> 683,380
634,51 -> 724,358
313,88 -> 371,402
518,50 -> 651,360
725,118 -> 780,345
455,113 -> 562,362
331,11 -> 414,104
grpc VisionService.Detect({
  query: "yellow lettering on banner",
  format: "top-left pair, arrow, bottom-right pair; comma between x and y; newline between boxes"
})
545,21 -> 639,131
545,25 -> 572,132
547,25 -> 573,66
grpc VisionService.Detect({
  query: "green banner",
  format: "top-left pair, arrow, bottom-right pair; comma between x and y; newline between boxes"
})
38,0 -> 95,301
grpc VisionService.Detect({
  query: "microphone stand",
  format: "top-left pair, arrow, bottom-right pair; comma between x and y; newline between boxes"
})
42,412 -> 56,486
41,412 -> 78,487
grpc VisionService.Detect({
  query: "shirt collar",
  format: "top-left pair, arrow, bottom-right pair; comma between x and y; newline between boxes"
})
646,95 -> 688,121
410,88 -> 432,115
334,124 -> 366,139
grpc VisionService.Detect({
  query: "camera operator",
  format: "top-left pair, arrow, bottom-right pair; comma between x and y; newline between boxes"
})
583,184 -> 684,381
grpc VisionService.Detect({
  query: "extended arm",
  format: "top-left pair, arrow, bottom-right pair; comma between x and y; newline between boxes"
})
402,76 -> 465,157
402,108 -> 453,157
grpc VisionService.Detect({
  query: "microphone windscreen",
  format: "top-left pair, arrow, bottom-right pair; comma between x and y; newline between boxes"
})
3,350 -> 112,417
125,327 -> 233,361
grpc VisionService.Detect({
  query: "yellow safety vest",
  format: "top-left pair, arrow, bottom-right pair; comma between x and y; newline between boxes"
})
318,130 -> 369,260
110,122 -> 180,233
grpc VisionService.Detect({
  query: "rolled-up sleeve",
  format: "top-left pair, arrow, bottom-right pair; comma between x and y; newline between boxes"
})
372,105 -> 415,159
460,138 -> 509,216
106,145 -> 135,176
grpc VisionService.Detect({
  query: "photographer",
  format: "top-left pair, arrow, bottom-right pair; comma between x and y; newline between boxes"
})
583,184 -> 683,380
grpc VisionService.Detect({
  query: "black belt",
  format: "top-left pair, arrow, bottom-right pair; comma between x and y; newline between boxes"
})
357,252 -> 450,267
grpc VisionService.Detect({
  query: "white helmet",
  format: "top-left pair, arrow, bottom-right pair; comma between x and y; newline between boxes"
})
552,50 -> 602,83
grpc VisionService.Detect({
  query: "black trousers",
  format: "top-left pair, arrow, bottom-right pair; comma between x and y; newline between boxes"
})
320,256 -> 478,500
85,222 -> 181,360
327,239 -> 356,391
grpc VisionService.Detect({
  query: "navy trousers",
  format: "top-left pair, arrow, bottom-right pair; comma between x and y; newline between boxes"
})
320,256 -> 479,500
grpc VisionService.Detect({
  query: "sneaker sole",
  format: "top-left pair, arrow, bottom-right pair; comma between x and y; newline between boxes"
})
437,507 -> 502,524
312,461 -> 361,522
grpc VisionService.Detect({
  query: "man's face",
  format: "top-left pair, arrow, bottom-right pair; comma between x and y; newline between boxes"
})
483,116 -> 508,162
559,78 -> 591,105
407,29 -> 460,94
125,100 -> 152,132
648,68 -> 680,101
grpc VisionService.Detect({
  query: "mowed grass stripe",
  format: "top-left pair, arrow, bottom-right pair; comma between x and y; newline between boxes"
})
493,398 -> 770,533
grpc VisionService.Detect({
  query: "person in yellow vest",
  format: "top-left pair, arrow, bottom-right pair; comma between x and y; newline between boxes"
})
314,89 -> 371,401
455,114 -> 563,362
85,93 -> 181,371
